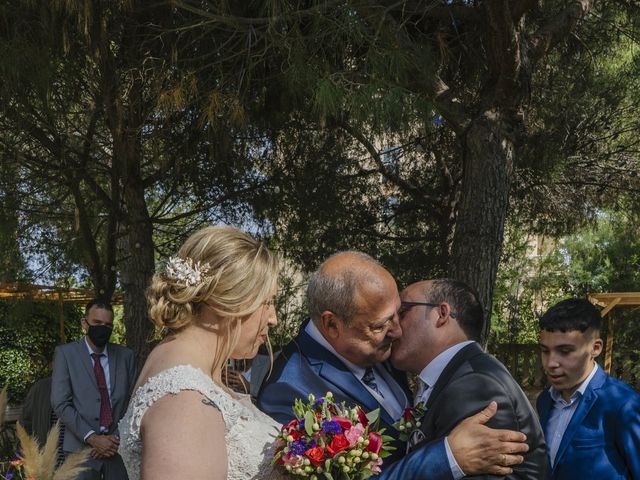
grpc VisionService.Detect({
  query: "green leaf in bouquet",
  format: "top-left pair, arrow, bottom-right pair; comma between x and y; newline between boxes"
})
365,408 -> 380,424
323,472 -> 334,480
379,450 -> 392,458
380,435 -> 395,442
360,470 -> 375,479
305,410 -> 316,435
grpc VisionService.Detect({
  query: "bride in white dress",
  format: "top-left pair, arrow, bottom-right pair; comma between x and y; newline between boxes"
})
118,226 -> 284,479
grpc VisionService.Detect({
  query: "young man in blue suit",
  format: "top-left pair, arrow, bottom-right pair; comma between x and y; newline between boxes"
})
537,298 -> 640,479
258,251 -> 529,479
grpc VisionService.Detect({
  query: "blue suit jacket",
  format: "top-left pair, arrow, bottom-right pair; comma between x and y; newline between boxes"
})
537,367 -> 640,479
257,319 -> 453,480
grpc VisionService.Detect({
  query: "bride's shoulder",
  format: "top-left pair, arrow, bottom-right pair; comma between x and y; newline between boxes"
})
134,364 -> 223,399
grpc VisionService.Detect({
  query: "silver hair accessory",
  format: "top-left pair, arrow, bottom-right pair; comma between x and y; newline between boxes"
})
165,257 -> 211,287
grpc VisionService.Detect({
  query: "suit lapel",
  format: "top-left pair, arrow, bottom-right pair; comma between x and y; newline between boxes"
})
552,367 -> 605,468
297,324 -> 396,427
426,342 -> 483,410
76,338 -> 99,390
537,389 -> 553,432
419,343 -> 483,441
108,344 -> 117,400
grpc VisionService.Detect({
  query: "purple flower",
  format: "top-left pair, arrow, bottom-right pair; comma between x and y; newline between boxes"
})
322,420 -> 342,435
289,440 -> 307,455
289,438 -> 316,455
313,399 -> 325,409
6,472 -> 13,480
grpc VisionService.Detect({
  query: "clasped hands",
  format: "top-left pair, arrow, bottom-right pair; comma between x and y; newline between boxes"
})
86,433 -> 120,459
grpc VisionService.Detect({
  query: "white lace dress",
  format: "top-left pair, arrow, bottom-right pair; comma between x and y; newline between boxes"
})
118,365 -> 284,479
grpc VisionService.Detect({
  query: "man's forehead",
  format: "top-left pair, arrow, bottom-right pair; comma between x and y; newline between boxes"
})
539,329 -> 586,346
86,306 -> 113,321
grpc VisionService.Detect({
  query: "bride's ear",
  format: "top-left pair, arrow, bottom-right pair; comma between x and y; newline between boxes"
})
319,311 -> 341,340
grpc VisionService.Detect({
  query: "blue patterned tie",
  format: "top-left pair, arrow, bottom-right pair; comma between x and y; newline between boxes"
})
362,367 -> 384,397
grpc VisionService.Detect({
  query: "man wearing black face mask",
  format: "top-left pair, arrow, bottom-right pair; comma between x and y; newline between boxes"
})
51,300 -> 137,480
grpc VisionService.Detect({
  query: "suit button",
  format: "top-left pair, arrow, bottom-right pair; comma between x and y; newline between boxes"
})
97,399 -> 101,402
94,417 -> 99,421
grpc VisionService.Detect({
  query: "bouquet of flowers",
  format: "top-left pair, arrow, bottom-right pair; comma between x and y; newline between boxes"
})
272,392 -> 395,479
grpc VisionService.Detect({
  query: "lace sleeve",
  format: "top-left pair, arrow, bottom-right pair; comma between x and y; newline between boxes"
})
124,365 -> 228,440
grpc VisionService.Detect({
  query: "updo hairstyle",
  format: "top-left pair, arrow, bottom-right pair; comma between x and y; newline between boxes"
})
147,225 -> 279,334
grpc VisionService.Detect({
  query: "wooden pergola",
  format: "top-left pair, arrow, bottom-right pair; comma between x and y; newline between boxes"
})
588,292 -> 640,374
0,282 -> 122,343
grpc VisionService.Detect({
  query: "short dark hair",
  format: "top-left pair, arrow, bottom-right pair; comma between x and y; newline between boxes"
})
539,298 -> 601,333
424,279 -> 484,341
85,299 -> 113,317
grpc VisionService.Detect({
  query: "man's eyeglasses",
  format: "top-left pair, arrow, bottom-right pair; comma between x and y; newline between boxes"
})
399,301 -> 439,316
399,301 -> 457,318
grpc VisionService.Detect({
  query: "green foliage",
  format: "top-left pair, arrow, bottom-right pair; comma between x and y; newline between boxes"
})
492,207 -> 640,385
0,300 -> 82,403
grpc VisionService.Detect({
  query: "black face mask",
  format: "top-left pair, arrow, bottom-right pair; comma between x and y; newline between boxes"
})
87,324 -> 112,348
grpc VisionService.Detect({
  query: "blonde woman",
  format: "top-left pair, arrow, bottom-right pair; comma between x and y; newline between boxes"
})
118,226 -> 284,480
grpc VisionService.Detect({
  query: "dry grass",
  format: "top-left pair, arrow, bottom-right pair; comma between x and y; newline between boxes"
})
1,385 -> 90,480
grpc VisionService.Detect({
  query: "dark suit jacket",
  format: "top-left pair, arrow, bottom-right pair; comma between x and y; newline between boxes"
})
21,376 -> 54,446
537,367 -> 640,479
414,342 -> 549,479
51,338 -> 137,453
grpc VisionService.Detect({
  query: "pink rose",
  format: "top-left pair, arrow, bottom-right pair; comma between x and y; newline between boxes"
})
345,424 -> 365,446
282,453 -> 304,468
370,457 -> 383,474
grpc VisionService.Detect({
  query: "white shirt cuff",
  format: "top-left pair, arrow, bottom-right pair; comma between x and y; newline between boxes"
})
445,436 -> 466,480
84,430 -> 96,442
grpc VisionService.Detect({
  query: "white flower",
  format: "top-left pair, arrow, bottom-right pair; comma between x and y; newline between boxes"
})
165,257 -> 211,287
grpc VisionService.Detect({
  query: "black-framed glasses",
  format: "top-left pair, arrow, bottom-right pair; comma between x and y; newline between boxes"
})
400,301 -> 440,310
399,301 -> 440,316
399,301 -> 457,318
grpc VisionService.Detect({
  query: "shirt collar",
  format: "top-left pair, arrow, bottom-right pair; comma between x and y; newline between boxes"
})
305,319 -> 366,379
84,336 -> 109,358
549,362 -> 599,404
418,340 -> 475,389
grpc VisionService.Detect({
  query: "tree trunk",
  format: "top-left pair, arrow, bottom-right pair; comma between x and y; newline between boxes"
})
119,180 -> 156,366
448,109 -> 514,343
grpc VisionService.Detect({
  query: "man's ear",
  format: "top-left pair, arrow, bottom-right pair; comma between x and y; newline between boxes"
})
319,311 -> 342,340
435,302 -> 453,328
591,336 -> 604,358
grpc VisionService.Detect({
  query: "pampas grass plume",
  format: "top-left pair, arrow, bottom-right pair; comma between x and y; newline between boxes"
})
1,385 -> 89,480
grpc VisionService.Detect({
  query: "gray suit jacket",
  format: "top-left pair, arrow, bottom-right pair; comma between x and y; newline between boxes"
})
51,338 -> 137,453
414,342 -> 549,479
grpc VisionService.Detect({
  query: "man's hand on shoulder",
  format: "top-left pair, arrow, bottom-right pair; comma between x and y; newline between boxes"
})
86,433 -> 119,458
448,401 -> 528,476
